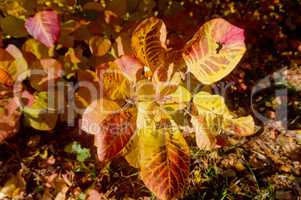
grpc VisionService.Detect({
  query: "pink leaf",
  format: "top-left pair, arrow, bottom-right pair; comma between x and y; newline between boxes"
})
114,55 -> 143,82
25,10 -> 60,48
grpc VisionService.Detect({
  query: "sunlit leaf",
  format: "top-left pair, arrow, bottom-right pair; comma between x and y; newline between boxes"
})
23,92 -> 58,131
192,91 -> 255,150
115,31 -> 134,57
94,107 -> 137,162
135,79 -> 156,102
139,111 -> 190,200
123,101 -> 153,168
191,115 -> 221,150
114,55 -> 143,82
81,99 -> 120,136
223,115 -> 255,137
183,18 -> 246,84
152,65 -> 183,98
97,61 -> 132,100
166,49 -> 186,72
25,10 -> 61,47
162,85 -> 191,112
124,102 -> 189,200
131,17 -> 167,71
82,99 -> 136,162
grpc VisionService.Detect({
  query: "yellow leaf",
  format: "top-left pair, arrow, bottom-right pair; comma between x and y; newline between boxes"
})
223,115 -> 255,137
81,98 -> 120,135
6,44 -> 29,82
125,102 -> 190,200
191,115 -> 220,150
193,91 -> 230,115
22,38 -> 50,59
192,91 -> 255,150
139,114 -> 190,200
131,17 -> 167,71
0,48 -> 14,71
162,85 -> 191,112
23,92 -> 58,131
98,61 -> 132,100
183,18 -> 246,84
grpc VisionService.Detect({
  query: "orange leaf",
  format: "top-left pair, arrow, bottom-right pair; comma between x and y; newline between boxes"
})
139,114 -> 190,200
81,99 -> 136,162
131,17 -> 167,71
0,98 -> 21,143
94,108 -> 136,162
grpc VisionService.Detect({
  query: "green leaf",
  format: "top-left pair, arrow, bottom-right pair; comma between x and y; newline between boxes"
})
64,141 -> 91,162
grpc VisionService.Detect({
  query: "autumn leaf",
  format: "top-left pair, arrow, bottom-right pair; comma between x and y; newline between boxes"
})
89,36 -> 112,57
75,69 -> 101,112
29,58 -> 63,91
81,99 -> 120,135
124,102 -> 190,200
81,99 -> 136,162
152,65 -> 183,98
0,97 -> 21,143
97,61 -> 133,100
6,44 -> 29,82
22,38 -> 50,59
192,91 -> 255,150
94,108 -> 136,162
161,85 -> 191,112
114,55 -> 143,83
223,115 -> 255,137
0,48 -> 14,70
139,111 -> 189,200
131,17 -> 167,71
23,92 -> 58,131
183,18 -> 246,85
0,15 -> 28,38
25,10 -> 61,48
0,68 -> 14,87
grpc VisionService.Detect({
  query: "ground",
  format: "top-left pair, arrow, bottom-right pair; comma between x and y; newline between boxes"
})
1,0 -> 301,199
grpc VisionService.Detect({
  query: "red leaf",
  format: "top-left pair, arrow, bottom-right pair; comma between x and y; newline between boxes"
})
25,10 -> 60,48
94,110 -> 136,162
